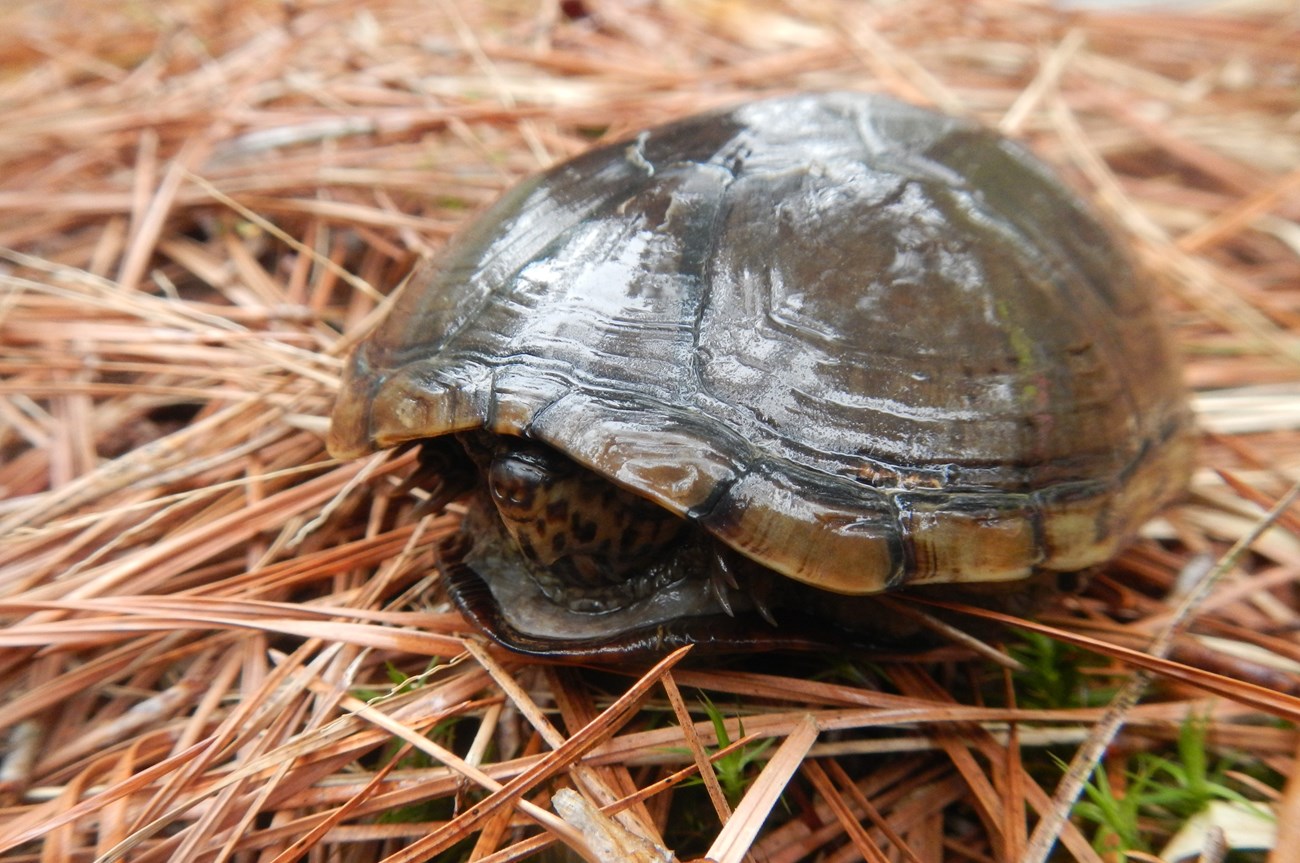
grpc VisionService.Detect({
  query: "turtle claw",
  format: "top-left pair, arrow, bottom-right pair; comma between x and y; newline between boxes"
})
706,549 -> 779,626
707,551 -> 738,617
751,592 -> 779,628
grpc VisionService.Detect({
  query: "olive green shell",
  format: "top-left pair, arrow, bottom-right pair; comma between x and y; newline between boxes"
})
330,92 -> 1193,596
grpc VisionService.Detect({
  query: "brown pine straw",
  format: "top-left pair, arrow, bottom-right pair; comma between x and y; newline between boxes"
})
1,1 -> 1298,861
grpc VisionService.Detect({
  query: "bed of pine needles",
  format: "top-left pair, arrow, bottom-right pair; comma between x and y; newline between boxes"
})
1,1 -> 1298,861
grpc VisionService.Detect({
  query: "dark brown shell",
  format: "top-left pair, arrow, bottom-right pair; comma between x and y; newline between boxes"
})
330,92 -> 1193,602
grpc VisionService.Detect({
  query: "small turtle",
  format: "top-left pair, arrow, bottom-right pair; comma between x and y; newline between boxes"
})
329,92 -> 1194,658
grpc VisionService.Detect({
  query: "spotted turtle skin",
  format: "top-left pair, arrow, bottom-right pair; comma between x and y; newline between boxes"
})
329,92 -> 1194,658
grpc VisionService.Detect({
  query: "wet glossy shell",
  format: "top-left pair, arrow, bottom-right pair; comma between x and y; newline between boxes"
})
330,92 -> 1193,596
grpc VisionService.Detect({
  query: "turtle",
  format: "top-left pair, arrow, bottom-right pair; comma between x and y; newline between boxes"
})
328,92 -> 1195,659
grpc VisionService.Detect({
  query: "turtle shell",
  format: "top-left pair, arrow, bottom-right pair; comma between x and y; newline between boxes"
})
330,92 -> 1193,646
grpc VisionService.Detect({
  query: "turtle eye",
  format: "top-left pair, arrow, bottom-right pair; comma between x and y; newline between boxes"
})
488,455 -> 548,515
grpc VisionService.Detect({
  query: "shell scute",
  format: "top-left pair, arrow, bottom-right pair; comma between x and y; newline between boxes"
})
891,491 -> 1043,585
699,459 -> 904,595
522,390 -> 748,517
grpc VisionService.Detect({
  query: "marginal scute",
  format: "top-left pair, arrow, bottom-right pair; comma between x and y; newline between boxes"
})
327,353 -> 380,459
525,391 -> 748,517
366,363 -> 491,449
1031,481 -> 1119,572
701,461 -> 903,595
891,491 -> 1041,585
